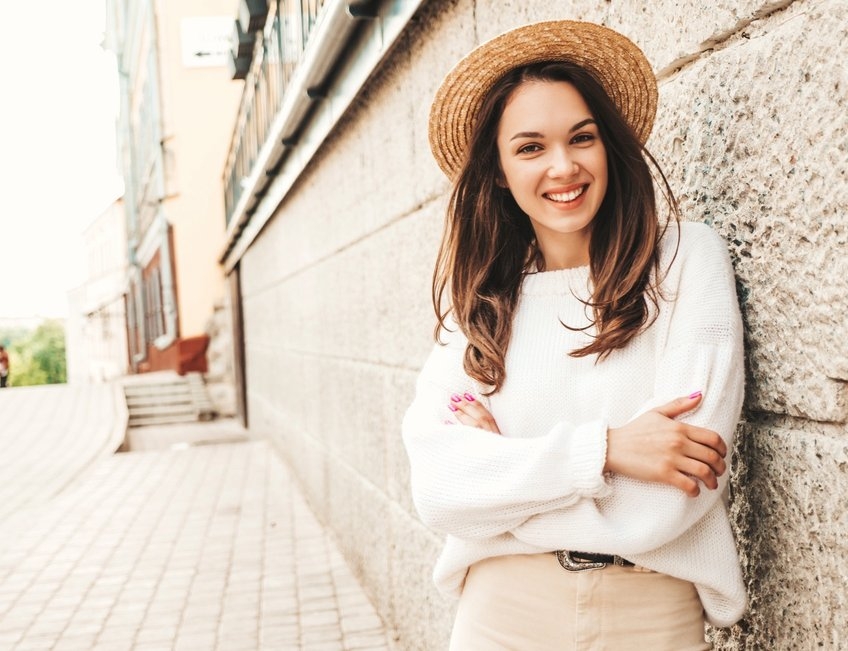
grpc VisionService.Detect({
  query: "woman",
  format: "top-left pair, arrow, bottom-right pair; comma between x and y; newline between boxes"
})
402,20 -> 747,650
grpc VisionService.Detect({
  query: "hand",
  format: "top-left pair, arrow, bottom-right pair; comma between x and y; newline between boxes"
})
604,392 -> 727,497
448,393 -> 501,434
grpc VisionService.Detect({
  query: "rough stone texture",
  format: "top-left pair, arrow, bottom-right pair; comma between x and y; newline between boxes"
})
473,1 -> 607,42
649,0 -> 848,421
717,420 -> 848,649
607,0 -> 796,75
236,0 -> 848,648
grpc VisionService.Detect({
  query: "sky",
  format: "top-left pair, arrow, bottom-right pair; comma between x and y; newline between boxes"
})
0,0 -> 122,319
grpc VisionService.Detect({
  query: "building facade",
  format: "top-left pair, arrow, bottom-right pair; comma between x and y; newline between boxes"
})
220,0 -> 847,649
105,0 -> 242,378
66,200 -> 130,384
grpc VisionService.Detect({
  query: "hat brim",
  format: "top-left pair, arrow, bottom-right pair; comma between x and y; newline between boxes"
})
428,21 -> 658,181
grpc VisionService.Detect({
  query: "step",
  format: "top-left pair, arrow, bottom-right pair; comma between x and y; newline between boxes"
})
124,385 -> 193,398
122,373 -> 216,427
129,413 -> 201,427
127,404 -> 198,417
125,394 -> 194,407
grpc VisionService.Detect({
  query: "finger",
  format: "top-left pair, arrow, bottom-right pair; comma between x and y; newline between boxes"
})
678,457 -> 719,491
654,391 -> 703,419
685,426 -> 727,459
454,408 -> 498,433
457,404 -> 500,433
453,409 -> 479,428
451,395 -> 500,433
673,473 -> 701,498
684,438 -> 727,477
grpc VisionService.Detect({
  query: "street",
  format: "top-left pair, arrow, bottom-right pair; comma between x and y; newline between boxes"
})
0,384 -> 394,650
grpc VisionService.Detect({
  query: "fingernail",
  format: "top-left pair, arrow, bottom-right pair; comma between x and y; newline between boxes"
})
688,391 -> 702,400
450,394 -> 461,402
448,404 -> 458,412
464,393 -> 475,402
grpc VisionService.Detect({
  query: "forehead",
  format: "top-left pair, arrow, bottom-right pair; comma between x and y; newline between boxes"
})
499,80 -> 593,128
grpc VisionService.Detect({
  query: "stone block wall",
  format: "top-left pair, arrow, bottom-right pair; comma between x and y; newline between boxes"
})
236,0 -> 847,648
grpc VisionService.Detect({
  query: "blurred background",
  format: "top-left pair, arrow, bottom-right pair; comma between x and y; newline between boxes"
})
0,0 -> 120,385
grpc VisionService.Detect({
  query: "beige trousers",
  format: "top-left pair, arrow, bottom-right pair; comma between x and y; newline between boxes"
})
449,553 -> 711,651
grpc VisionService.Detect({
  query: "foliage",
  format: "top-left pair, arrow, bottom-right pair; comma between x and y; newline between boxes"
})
0,320 -> 67,387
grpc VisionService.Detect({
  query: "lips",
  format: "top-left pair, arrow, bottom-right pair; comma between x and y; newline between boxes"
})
544,185 -> 587,203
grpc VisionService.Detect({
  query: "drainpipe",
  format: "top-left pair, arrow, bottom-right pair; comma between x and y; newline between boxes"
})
150,0 -> 178,351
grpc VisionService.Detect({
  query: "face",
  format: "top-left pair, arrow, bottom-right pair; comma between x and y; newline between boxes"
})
496,80 -> 608,269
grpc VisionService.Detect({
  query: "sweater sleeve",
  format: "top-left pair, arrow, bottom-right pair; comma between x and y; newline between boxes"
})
402,325 -> 611,540
511,223 -> 746,555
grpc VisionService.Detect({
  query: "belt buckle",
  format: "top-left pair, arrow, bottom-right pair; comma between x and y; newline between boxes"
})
556,550 -> 606,572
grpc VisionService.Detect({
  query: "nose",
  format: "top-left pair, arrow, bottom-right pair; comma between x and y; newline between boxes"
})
546,146 -> 579,178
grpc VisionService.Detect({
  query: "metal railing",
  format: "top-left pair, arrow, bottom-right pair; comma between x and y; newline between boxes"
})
223,0 -> 327,226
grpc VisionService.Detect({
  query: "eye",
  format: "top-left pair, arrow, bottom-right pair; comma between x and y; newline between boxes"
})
571,132 -> 596,145
516,143 -> 542,154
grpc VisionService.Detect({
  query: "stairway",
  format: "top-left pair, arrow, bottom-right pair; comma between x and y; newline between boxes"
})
123,372 -> 216,428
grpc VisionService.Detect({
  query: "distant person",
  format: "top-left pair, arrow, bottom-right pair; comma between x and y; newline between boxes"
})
0,345 -> 9,387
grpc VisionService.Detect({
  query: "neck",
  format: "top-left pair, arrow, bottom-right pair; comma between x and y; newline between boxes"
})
537,237 -> 590,270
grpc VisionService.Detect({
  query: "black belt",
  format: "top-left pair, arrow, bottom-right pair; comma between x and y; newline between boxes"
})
556,550 -> 635,571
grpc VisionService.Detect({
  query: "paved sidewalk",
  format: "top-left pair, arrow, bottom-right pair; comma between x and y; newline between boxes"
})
0,384 -> 126,523
0,385 -> 395,650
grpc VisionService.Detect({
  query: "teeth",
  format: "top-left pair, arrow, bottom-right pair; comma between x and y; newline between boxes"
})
546,187 -> 585,202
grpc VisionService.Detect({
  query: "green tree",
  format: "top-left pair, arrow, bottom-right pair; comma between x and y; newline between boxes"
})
3,320 -> 67,387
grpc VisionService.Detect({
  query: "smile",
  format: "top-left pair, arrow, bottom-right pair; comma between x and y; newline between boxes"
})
544,186 -> 587,203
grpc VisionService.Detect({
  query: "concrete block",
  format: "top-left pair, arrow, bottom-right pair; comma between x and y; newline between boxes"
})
388,506 -> 454,651
324,462 -> 393,618
241,199 -> 442,375
474,1 -> 608,43
717,422 -> 848,649
647,0 -> 848,421
383,368 -> 419,515
607,0 -> 795,75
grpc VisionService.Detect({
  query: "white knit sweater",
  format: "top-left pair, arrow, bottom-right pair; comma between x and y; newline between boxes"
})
402,221 -> 747,627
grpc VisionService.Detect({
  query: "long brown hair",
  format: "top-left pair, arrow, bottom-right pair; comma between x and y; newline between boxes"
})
432,61 -> 680,394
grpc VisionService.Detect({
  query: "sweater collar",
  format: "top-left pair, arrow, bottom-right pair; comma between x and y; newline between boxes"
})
521,265 -> 591,296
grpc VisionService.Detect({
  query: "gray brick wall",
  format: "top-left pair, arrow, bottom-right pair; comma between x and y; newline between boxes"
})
238,0 -> 848,648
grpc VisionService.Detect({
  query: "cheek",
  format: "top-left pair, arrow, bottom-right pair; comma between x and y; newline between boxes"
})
498,159 -> 534,194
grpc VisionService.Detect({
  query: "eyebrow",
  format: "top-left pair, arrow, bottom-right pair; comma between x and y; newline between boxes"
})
509,118 -> 598,141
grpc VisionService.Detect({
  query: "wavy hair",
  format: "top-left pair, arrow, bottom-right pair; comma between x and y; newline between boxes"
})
432,61 -> 680,394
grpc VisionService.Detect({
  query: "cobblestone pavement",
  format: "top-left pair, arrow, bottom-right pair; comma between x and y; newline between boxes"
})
0,386 -> 395,650
0,384 -> 125,523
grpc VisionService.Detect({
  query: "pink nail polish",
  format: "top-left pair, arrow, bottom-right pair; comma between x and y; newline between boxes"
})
448,404 -> 458,412
464,393 -> 475,402
451,394 -> 461,402
689,391 -> 702,400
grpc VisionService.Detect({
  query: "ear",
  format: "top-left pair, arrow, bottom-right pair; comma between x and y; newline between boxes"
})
495,167 -> 508,189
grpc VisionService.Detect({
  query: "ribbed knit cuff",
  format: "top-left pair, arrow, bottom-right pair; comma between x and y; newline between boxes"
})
564,419 -> 611,497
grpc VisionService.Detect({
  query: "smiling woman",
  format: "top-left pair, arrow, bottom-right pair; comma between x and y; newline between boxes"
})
496,79 -> 609,270
402,20 -> 747,650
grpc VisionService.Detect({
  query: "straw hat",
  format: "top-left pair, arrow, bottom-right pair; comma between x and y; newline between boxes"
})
428,20 -> 658,181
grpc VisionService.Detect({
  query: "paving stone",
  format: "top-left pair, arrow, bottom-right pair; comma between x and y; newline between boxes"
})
0,397 -> 393,650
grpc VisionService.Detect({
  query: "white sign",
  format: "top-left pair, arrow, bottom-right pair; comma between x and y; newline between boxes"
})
180,16 -> 233,68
